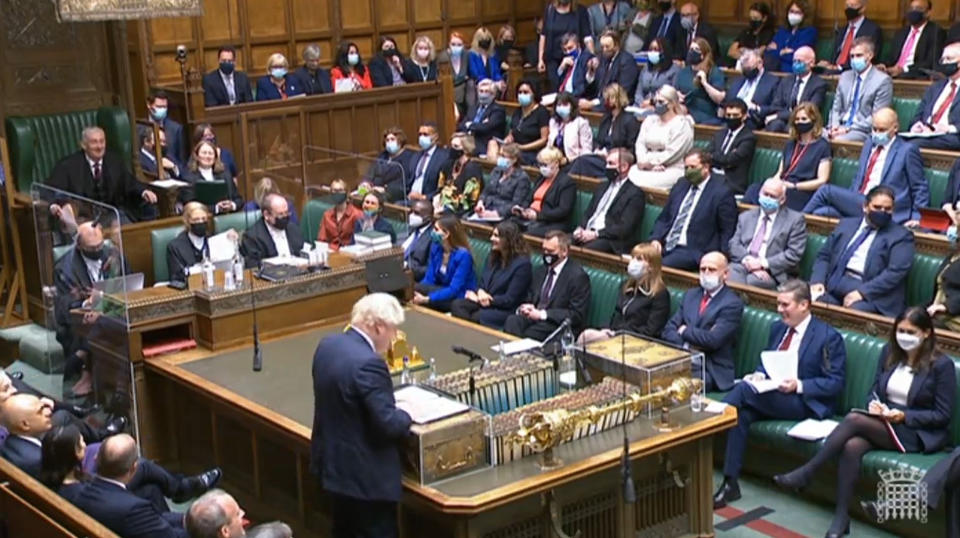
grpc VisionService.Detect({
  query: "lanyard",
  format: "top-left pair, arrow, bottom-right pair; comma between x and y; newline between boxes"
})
781,142 -> 812,180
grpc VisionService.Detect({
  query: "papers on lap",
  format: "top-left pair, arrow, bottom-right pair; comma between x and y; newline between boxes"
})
746,350 -> 799,393
787,418 -> 839,441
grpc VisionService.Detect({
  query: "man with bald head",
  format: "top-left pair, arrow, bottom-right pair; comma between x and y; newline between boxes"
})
679,3 -> 719,61
73,434 -> 188,538
728,179 -> 807,289
0,393 -> 55,477
765,46 -> 828,133
240,192 -> 306,268
661,252 -> 744,392
47,126 -> 158,223
186,489 -> 246,538
805,108 -> 929,226
907,42 -> 960,151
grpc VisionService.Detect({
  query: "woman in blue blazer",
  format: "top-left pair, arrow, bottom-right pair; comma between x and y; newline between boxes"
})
450,221 -> 532,329
412,215 -> 477,313
352,192 -> 396,244
774,306 -> 957,538
468,27 -> 503,83
765,2 -> 817,72
256,53 -> 305,101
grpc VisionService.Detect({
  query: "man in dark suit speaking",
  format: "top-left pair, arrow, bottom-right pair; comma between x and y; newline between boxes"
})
311,293 -> 412,538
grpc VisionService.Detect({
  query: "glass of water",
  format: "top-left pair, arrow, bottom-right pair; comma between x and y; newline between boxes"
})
689,386 -> 703,412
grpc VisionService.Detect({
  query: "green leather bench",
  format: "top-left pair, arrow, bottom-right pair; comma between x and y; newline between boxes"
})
301,199 -> 335,241
693,139 -> 711,151
815,38 -> 835,67
150,225 -> 185,283
907,253 -> 942,307
927,168 -> 949,209
5,107 -> 132,193
798,233 -> 828,281
747,148 -> 782,187
214,210 -> 260,234
569,189 -> 593,230
583,265 -> 622,328
893,97 -> 921,133
823,92 -> 834,124
468,237 -> 493,277
829,157 -> 858,189
639,204 -> 662,242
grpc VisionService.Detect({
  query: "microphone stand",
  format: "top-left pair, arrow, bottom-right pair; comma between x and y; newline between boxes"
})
242,186 -> 263,372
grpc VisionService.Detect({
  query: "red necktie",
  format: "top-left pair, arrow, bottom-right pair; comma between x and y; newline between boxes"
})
560,62 -> 575,91
931,82 -> 958,126
778,328 -> 796,351
859,145 -> 884,193
837,25 -> 856,65
698,293 -> 710,315
93,161 -> 102,181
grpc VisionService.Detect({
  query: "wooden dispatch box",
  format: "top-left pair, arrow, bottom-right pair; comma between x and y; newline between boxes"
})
403,407 -> 491,485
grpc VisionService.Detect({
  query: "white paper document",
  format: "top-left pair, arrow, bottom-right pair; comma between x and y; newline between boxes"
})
491,338 -> 541,355
787,418 -> 839,441
262,255 -> 308,267
704,401 -> 728,414
208,231 -> 238,262
150,179 -> 189,188
540,93 -> 557,106
899,130 -> 944,139
760,350 -> 799,382
743,377 -> 781,393
394,386 -> 470,424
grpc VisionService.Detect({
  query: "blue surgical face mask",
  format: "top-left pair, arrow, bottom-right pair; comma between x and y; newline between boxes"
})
151,106 -> 167,121
496,156 -> 512,169
565,48 -> 580,59
270,68 -> 287,79
430,230 -> 444,243
418,134 -> 433,150
364,208 -> 378,218
450,45 -> 463,56
647,51 -> 661,65
556,105 -> 571,119
758,194 -> 780,213
792,60 -> 808,75
385,140 -> 399,154
850,57 -> 868,73
871,130 -> 890,146
518,93 -> 533,107
347,53 -> 360,66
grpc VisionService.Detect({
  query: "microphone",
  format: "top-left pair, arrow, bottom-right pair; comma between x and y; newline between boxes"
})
451,345 -> 487,367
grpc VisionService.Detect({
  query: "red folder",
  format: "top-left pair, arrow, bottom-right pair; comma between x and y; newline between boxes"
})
919,208 -> 952,232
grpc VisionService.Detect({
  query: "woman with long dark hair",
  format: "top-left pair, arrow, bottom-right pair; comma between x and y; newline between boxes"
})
774,307 -> 957,538
40,424 -> 89,503
330,41 -> 373,91
450,221 -> 532,329
412,215 -> 477,312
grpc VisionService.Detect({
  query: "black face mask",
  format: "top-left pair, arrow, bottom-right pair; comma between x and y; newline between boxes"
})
501,40 -> 515,49
658,1 -> 672,11
906,10 -> 924,26
478,39 -> 492,49
742,66 -> 759,80
449,148 -> 464,160
272,216 -> 290,230
795,120 -> 814,134
938,61 -> 959,77
542,252 -> 558,266
219,61 -> 235,75
604,167 -> 620,182
81,247 -> 104,261
383,48 -> 398,58
330,192 -> 347,204
725,116 -> 743,129
845,7 -> 861,20
749,19 -> 763,30
686,50 -> 703,65
190,222 -> 208,237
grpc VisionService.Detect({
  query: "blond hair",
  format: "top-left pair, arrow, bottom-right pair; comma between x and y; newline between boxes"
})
265,52 -> 289,72
471,27 -> 495,54
411,35 -> 437,63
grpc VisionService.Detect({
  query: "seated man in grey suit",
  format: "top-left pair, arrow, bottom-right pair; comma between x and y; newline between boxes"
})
827,37 -> 893,143
728,179 -> 807,289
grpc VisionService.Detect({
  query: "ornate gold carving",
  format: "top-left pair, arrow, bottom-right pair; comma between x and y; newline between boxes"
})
56,0 -> 203,22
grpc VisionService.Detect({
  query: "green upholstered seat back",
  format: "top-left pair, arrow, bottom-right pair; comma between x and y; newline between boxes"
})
468,237 -> 492,276
926,168 -> 949,209
906,253 -> 943,307
639,204 -> 662,242
798,233 -> 827,280
822,92 -> 835,122
948,358 -> 960,445
815,38 -> 834,66
693,139 -> 711,150
668,287 -> 685,316
214,210 -> 261,234
893,98 -> 920,132
748,148 -> 782,187
836,329 -> 885,413
386,218 -> 406,240
582,265 -> 622,328
829,157 -> 858,189
569,189 -> 593,230
733,307 -> 780,377
718,34 -> 736,65
151,225 -> 186,283
301,199 -> 335,240
53,245 -> 72,263
5,107 -> 132,193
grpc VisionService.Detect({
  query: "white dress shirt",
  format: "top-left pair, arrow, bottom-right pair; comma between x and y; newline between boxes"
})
199,167 -> 215,182
538,257 -> 568,319
83,255 -> 104,283
188,231 -> 206,252
930,79 -> 960,130
86,156 -> 102,178
586,177 -> 626,231
768,313 -> 811,392
794,73 -> 811,105
267,222 -> 292,257
886,363 -> 915,406
899,23 -> 926,72
352,326 -> 377,352
712,126 -> 744,175
401,224 -> 429,255
410,146 -> 436,195
861,137 -> 892,193
220,71 -> 237,104
737,71 -> 763,106
15,434 -> 41,447
678,174 -> 711,247
750,208 -> 780,263
845,219 -> 878,275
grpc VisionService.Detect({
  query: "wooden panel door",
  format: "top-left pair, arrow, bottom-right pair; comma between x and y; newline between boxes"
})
482,0 -> 511,20
378,0 -> 410,29
341,0 -> 374,31
200,0 -> 241,44
447,0 -> 478,23
414,0 -> 444,25
292,0 -> 332,34
244,0 -> 289,39
703,0 -> 742,24
150,17 -> 196,47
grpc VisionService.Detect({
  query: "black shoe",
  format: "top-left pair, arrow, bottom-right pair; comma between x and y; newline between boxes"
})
860,500 -> 882,523
104,416 -> 128,435
193,468 -> 222,493
68,403 -> 100,418
8,371 -> 23,380
773,469 -> 809,492
713,478 -> 741,509
825,522 -> 850,538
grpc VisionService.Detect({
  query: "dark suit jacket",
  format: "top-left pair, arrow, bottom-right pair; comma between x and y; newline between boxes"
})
811,217 -> 915,317
645,11 -> 685,61
368,54 -> 399,88
240,218 -> 306,268
769,73 -> 828,124
178,169 -> 243,210
166,231 -> 204,283
727,72 -> 780,128
138,150 -> 183,180
478,255 -> 533,313
365,150 -> 418,202
525,259 -> 592,333
404,224 -> 434,282
140,118 -> 186,164
73,477 -> 187,538
202,69 -> 254,106
650,176 -> 738,258
0,435 -> 41,478
886,22 -> 946,78
310,328 -> 412,501
912,77 -> 960,133
401,59 -> 438,83
46,151 -> 147,219
594,112 -> 640,151
480,167 -> 532,216
871,350 -> 956,453
293,66 -> 333,95
662,285 -> 744,391
581,179 -> 645,253
528,172 -> 577,231
708,126 -> 757,194
409,147 -> 452,199
557,51 -> 595,98
255,74 -> 305,101
832,18 -> 884,68
758,318 -> 846,419
608,287 -> 671,337
684,22 -> 720,64
851,137 -> 928,223
458,102 -> 507,152
53,247 -> 131,352
588,50 -> 639,99
941,150 -> 960,211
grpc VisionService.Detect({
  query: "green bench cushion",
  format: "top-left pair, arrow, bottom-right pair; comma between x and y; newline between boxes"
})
570,190 -> 593,230
582,266 -> 623,328
468,237 -> 492,276
893,97 -> 920,133
829,157 -> 858,189
301,199 -> 335,240
907,253 -> 942,307
927,168 -> 949,209
150,225 -> 186,283
798,233 -> 827,281
747,148 -> 781,187
639,204 -> 662,242
214,210 -> 260,234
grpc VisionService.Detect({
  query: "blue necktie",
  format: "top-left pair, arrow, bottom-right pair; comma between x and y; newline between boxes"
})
404,228 -> 420,259
827,226 -> 872,289
473,105 -> 486,124
846,75 -> 862,127
658,14 -> 670,37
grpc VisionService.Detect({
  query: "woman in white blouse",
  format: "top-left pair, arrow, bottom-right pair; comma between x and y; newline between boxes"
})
628,85 -> 694,190
547,92 -> 593,166
773,307 -> 957,538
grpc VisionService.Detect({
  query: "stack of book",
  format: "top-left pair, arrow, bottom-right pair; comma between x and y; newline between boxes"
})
341,230 -> 392,257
